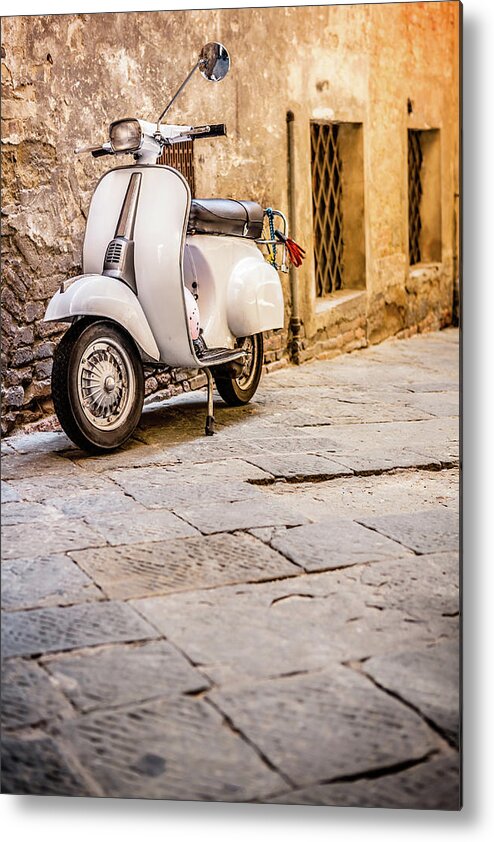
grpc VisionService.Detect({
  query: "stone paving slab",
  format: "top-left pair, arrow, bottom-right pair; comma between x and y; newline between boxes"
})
49,487 -> 146,518
70,533 -> 300,600
1,555 -> 101,610
270,754 -> 460,809
308,418 -> 459,465
308,361 -> 436,390
213,416 -> 297,442
131,553 -> 458,684
268,519 -> 413,572
43,641 -> 208,713
403,391 -> 459,419
135,405 -> 214,445
147,434 -> 277,464
2,658 -> 73,730
308,398 -> 436,425
359,551 -> 459,626
257,469 -> 459,520
84,508 -> 199,546
211,666 -> 438,787
262,408 -> 335,428
406,380 -> 458,393
175,498 -> 308,534
2,601 -> 158,658
55,695 -> 285,801
7,430 -> 74,455
7,471 -> 116,503
1,735 -> 96,796
1,452 -> 80,480
109,468 -> 263,509
247,435 -> 341,454
165,458 -> 274,483
1,481 -> 21,503
68,442 -> 181,473
362,641 -> 460,746
358,507 -> 459,554
1,518 -> 105,561
1,500 -> 62,526
244,453 -> 353,482
322,447 -> 442,474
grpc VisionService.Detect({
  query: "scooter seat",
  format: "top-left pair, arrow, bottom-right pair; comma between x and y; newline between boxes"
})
188,199 -> 264,239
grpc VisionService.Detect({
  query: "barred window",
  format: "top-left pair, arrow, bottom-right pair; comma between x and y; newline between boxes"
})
407,128 -> 441,266
408,130 -> 423,265
310,121 -> 365,297
311,123 -> 344,296
159,141 -> 195,195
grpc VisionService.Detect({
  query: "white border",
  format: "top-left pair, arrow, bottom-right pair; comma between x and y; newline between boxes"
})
2,0 -> 494,839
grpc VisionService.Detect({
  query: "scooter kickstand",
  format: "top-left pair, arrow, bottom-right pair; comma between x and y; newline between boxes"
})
205,368 -> 215,436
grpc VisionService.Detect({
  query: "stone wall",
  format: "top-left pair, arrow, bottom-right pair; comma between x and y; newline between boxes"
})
1,3 -> 460,434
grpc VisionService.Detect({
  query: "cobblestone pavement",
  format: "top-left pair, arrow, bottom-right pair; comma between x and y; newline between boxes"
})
1,329 -> 460,808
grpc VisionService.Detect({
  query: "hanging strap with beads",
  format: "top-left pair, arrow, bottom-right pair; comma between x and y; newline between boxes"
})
265,207 -> 277,266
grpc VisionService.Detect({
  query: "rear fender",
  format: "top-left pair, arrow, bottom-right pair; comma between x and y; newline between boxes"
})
44,274 -> 160,361
227,256 -> 284,336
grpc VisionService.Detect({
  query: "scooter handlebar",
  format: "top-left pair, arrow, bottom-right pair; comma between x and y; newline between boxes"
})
91,147 -> 115,158
74,142 -> 114,156
198,123 -> 227,138
171,124 -> 227,142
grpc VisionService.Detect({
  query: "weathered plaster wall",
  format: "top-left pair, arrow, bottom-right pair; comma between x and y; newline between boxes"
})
1,3 -> 460,433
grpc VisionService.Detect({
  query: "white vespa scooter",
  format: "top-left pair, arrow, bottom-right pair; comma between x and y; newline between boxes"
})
44,43 -> 299,453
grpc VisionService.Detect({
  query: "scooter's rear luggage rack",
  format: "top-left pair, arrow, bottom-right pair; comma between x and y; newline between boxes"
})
257,208 -> 289,273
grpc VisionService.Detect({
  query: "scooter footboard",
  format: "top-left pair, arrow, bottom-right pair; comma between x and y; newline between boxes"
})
44,274 -> 160,361
227,256 -> 284,336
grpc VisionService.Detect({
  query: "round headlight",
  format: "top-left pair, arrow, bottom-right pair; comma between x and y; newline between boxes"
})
109,118 -> 143,153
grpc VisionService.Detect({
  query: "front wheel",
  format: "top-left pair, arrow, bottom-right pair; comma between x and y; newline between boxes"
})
214,333 -> 264,406
51,319 -> 144,453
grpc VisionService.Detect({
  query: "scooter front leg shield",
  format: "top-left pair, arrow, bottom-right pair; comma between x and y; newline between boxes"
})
83,165 -> 199,369
44,274 -> 160,361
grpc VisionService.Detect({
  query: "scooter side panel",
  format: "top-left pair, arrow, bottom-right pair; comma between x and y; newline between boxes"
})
184,236 -> 235,350
184,236 -> 284,346
83,165 -> 197,368
227,250 -> 284,336
44,275 -> 160,360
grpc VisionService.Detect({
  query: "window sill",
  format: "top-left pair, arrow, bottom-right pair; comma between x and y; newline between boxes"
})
314,289 -> 367,331
315,288 -> 366,315
407,262 -> 443,292
408,262 -> 442,278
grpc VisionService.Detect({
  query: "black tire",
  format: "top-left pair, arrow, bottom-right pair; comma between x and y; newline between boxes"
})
214,333 -> 264,406
51,318 -> 144,453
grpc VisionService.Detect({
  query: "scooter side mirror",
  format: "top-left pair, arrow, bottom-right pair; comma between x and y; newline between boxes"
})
198,42 -> 230,82
156,42 -> 230,132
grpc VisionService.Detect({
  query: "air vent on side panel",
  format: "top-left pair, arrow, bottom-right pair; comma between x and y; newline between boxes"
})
104,239 -> 124,266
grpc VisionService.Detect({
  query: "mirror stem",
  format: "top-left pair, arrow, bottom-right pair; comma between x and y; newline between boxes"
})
156,60 -> 202,135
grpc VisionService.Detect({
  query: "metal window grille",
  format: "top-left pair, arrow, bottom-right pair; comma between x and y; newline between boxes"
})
408,130 -> 423,265
311,122 -> 344,296
158,141 -> 195,195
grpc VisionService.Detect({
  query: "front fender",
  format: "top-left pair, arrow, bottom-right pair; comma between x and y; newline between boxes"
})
227,257 -> 284,337
44,274 -> 160,361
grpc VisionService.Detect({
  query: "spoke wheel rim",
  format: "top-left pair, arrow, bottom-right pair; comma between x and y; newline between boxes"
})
236,336 -> 257,390
77,337 -> 135,431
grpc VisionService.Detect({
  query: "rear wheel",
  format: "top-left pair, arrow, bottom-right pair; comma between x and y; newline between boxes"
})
214,333 -> 264,406
51,319 -> 144,453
